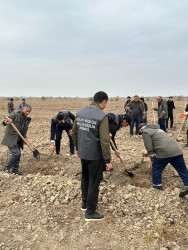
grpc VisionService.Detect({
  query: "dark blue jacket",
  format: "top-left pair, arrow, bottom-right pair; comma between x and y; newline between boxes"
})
108,113 -> 123,149
50,111 -> 75,140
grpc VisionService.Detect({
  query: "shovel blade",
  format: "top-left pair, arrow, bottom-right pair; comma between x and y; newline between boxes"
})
33,149 -> 40,160
125,169 -> 134,178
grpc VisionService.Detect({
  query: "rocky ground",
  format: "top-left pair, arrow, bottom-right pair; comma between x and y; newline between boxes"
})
0,98 -> 188,250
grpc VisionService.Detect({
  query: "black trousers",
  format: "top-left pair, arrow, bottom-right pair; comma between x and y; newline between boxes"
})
81,159 -> 103,215
166,113 -> 173,128
55,124 -> 74,155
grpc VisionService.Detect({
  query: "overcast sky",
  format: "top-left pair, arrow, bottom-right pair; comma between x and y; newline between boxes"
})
0,0 -> 188,97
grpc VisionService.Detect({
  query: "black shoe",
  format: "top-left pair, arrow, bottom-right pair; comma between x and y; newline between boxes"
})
2,167 -> 10,173
183,144 -> 188,148
81,202 -> 86,211
179,189 -> 188,198
100,179 -> 108,184
11,171 -> 23,176
85,212 -> 104,221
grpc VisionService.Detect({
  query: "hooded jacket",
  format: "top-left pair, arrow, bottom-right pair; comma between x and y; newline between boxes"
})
142,124 -> 182,161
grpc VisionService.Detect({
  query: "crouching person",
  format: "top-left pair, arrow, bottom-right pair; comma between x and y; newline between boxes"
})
139,123 -> 188,198
1,105 -> 32,175
50,110 -> 75,155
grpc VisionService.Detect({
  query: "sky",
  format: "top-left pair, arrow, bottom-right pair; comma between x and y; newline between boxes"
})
0,0 -> 188,97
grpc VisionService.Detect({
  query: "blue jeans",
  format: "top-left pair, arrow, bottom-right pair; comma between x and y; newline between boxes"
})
158,119 -> 166,132
130,115 -> 141,135
152,155 -> 188,190
55,124 -> 74,155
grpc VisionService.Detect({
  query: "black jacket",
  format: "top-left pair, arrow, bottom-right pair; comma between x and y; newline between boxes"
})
108,113 -> 123,149
185,104 -> 188,112
167,100 -> 175,115
50,111 -> 75,140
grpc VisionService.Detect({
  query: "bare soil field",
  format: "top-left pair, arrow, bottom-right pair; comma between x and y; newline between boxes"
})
0,98 -> 188,250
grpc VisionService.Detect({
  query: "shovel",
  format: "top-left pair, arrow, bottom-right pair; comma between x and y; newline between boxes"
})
7,118 -> 40,160
110,139 -> 134,177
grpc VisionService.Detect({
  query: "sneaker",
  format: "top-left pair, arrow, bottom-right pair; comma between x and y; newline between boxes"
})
183,144 -> 188,148
85,212 -> 104,221
100,179 -> 108,184
179,189 -> 188,198
81,202 -> 86,211
130,134 -> 133,137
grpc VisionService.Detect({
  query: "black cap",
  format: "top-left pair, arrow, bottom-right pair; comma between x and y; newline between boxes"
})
122,114 -> 132,125
127,96 -> 131,98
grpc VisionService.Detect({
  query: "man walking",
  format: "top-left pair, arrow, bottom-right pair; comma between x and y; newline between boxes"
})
127,95 -> 145,136
50,111 -> 75,155
1,105 -> 32,175
72,91 -> 112,221
139,123 -> 188,197
154,96 -> 168,132
8,98 -> 15,114
166,96 -> 175,129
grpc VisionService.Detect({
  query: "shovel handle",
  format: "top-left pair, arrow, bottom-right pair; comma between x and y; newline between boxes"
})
177,116 -> 187,140
110,139 -> 123,163
6,117 -> 33,152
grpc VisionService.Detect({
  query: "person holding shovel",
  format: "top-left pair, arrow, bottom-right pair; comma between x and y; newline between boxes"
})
50,111 -> 75,155
100,113 -> 132,183
72,91 -> 112,221
1,105 -> 32,175
139,123 -> 188,198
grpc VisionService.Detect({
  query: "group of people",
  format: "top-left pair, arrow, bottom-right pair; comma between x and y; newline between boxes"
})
8,98 -> 27,114
124,95 -> 176,136
1,92 -> 188,222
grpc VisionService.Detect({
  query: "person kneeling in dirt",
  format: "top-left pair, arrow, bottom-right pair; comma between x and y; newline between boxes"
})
100,113 -> 132,184
1,105 -> 32,175
50,110 -> 75,155
139,123 -> 188,198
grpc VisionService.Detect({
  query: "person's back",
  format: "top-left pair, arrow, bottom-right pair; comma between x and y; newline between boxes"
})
76,103 -> 106,160
140,123 -> 188,197
72,91 -> 112,221
142,125 -> 182,158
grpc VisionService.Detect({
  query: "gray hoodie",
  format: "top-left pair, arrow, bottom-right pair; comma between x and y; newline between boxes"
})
142,124 -> 182,161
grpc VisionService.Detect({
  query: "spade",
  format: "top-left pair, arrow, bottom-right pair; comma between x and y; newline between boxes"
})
7,119 -> 40,160
110,139 -> 134,177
